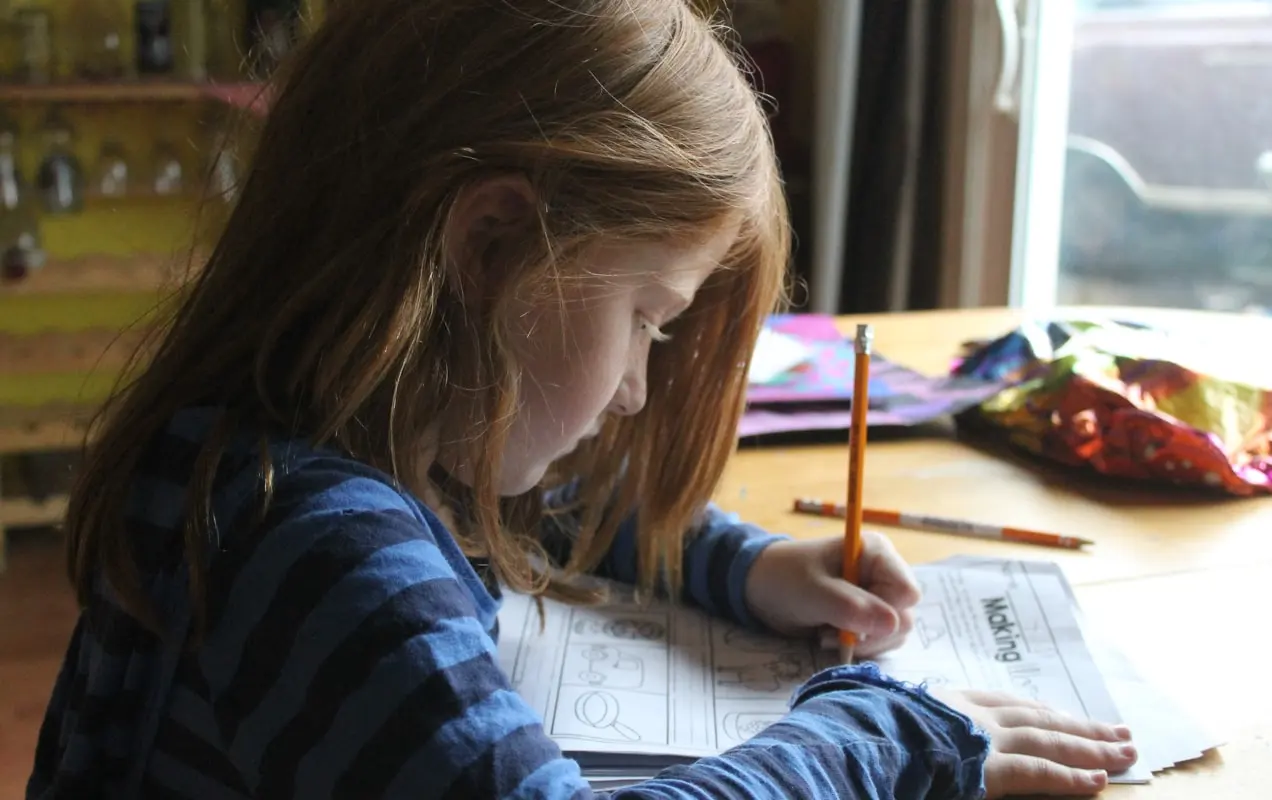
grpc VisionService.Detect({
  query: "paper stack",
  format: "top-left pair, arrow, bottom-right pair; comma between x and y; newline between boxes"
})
747,327 -> 814,386
740,315 -> 1005,438
496,557 -> 1220,790
938,557 -> 1221,776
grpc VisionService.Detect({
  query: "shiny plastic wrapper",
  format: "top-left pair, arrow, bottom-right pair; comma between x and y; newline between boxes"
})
953,319 -> 1272,495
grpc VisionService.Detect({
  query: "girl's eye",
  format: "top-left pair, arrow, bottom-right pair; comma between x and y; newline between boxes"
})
639,316 -> 671,343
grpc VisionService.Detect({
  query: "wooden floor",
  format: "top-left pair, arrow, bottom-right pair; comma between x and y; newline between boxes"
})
0,528 -> 78,800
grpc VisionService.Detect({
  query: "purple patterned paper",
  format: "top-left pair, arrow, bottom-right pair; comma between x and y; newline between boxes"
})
747,314 -> 893,403
740,352 -> 1006,438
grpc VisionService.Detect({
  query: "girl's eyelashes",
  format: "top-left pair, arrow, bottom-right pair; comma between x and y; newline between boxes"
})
639,315 -> 672,342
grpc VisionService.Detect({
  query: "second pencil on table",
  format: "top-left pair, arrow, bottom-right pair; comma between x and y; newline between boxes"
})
792,499 -> 1094,550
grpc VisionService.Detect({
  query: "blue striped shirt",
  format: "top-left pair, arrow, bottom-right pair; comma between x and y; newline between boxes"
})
28,409 -> 989,798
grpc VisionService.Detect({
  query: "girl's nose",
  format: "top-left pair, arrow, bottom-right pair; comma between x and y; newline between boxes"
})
610,373 -> 647,417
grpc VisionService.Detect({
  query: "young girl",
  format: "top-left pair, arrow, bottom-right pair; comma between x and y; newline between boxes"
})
28,2 -> 1136,798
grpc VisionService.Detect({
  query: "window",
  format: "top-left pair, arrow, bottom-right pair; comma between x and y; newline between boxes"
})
1013,0 -> 1272,312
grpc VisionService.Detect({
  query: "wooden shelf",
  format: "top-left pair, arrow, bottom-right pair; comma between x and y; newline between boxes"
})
201,82 -> 273,116
0,253 -> 199,296
0,328 -> 143,374
0,493 -> 69,529
0,80 -> 266,111
0,417 -> 92,453
82,188 -> 201,203
0,80 -> 202,102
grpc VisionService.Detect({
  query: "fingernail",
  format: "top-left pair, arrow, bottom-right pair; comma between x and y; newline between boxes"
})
1119,743 -> 1137,760
1114,724 -> 1133,741
1085,770 -> 1108,788
874,613 -> 899,637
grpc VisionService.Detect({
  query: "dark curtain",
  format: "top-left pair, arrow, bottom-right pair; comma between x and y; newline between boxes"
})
836,0 -> 951,313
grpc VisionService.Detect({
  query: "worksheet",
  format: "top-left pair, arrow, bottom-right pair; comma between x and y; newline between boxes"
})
939,556 -> 1220,776
496,560 -> 1150,782
877,560 -> 1122,721
497,587 -> 836,760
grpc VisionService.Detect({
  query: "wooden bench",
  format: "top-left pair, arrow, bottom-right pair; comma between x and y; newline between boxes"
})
0,415 -> 91,570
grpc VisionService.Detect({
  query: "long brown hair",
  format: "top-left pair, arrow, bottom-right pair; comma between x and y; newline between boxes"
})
66,0 -> 790,631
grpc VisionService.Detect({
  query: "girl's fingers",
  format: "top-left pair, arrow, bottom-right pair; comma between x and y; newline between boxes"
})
817,619 -> 907,660
851,634 -> 901,660
997,726 -> 1138,771
816,578 -> 901,640
851,609 -> 914,658
995,707 -> 1132,743
958,690 -> 1051,710
984,754 -> 1108,799
858,532 -> 922,609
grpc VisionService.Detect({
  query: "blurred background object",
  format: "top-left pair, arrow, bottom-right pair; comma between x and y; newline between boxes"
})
1058,0 -> 1272,312
35,106 -> 83,213
0,0 -> 297,562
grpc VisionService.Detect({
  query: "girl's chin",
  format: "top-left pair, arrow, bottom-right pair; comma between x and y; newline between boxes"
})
499,434 -> 597,496
498,470 -> 544,497
497,457 -> 557,497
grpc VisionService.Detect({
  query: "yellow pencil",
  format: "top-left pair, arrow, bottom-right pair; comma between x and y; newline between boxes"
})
840,324 -> 872,663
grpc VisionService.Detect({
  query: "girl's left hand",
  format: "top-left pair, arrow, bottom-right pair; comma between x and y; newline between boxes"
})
744,532 -> 921,659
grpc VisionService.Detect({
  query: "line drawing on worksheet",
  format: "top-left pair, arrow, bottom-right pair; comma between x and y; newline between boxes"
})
495,588 -> 831,756
874,562 -> 1118,722
495,562 -> 1151,783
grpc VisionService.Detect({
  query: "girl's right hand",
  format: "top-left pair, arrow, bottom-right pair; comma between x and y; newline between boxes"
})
932,689 -> 1138,797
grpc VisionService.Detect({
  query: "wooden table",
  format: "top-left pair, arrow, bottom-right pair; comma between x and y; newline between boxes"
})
716,307 -> 1272,798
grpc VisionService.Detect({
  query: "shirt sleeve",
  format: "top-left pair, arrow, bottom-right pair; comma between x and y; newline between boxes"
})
541,482 -> 785,628
629,663 -> 989,800
197,468 -> 986,799
633,663 -> 990,800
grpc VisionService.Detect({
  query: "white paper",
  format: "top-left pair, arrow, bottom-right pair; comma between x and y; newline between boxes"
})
747,328 -> 812,385
496,589 -> 836,761
932,557 -> 1223,775
879,560 -> 1121,719
874,560 -> 1150,783
497,560 -> 1155,784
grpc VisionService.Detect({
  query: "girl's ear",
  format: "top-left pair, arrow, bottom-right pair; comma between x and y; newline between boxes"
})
443,174 -> 537,302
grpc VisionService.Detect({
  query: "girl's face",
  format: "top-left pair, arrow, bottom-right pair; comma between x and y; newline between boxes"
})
498,225 -> 735,494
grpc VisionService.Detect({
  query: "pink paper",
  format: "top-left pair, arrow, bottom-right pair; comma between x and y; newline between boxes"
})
747,314 -> 890,404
